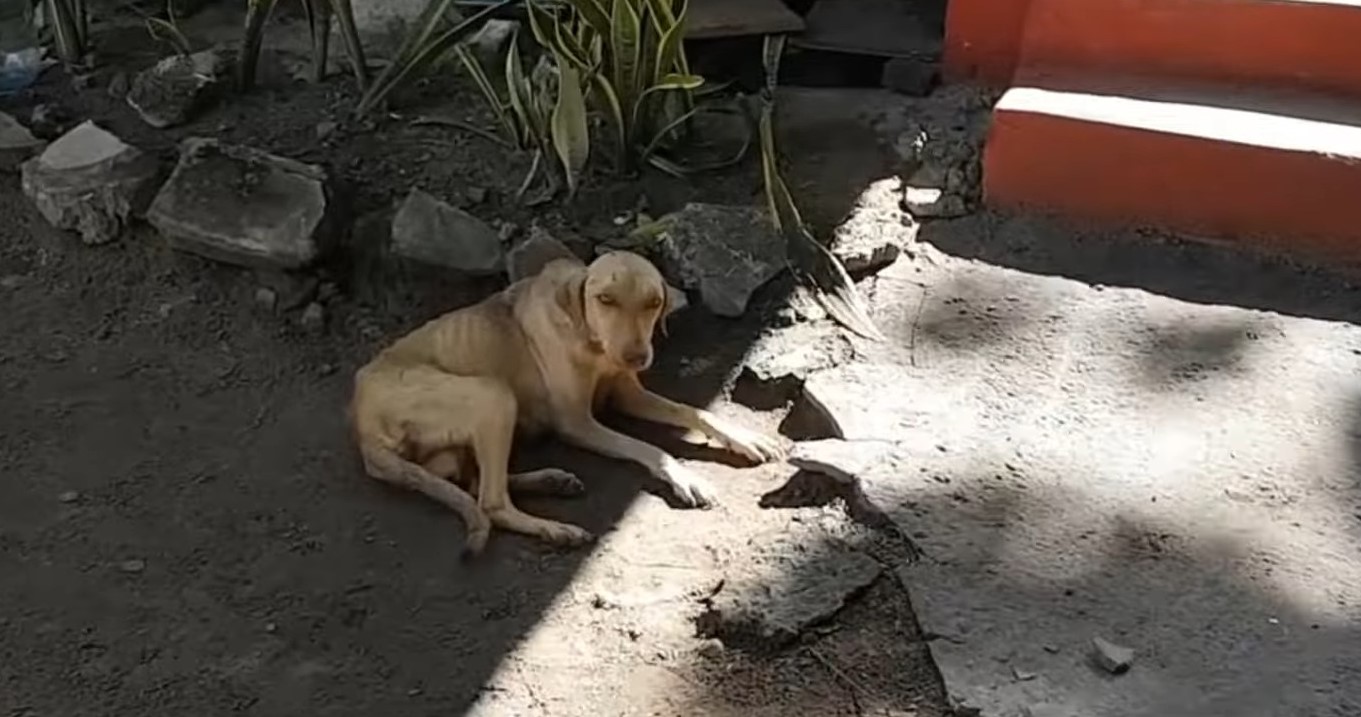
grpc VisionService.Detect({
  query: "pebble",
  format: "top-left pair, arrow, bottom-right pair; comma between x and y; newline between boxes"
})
106,71 -> 130,99
254,286 -> 278,312
315,121 -> 338,141
1090,636 -> 1135,674
0,275 -> 24,290
299,302 -> 326,334
119,559 -> 146,574
58,490 -> 80,503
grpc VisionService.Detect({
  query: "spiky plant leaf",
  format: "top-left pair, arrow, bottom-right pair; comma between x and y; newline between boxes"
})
758,34 -> 883,341
551,60 -> 591,197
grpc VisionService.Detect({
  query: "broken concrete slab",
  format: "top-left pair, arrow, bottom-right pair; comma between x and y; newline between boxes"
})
655,203 -> 786,317
732,321 -> 852,410
805,215 -> 1361,717
147,138 -> 331,268
20,121 -> 161,245
126,48 -> 228,128
696,535 -> 881,648
684,0 -> 804,39
391,188 -> 504,275
830,177 -> 917,275
0,111 -> 45,171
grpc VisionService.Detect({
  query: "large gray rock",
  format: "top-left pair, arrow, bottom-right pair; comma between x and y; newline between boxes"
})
21,121 -> 161,245
147,138 -> 331,269
655,203 -> 787,317
696,534 -> 881,648
126,48 -> 228,129
506,226 -> 579,283
391,189 -> 504,275
0,111 -> 45,171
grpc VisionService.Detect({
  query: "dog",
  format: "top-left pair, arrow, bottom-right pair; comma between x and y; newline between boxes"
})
348,250 -> 785,556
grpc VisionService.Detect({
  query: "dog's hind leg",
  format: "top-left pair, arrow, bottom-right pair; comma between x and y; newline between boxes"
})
422,449 -> 583,498
359,440 -> 492,557
465,379 -> 594,547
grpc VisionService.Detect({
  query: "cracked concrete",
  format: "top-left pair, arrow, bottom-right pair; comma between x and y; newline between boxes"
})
780,211 -> 1361,717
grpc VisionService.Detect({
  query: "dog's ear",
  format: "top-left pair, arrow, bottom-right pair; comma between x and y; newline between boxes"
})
555,266 -> 588,332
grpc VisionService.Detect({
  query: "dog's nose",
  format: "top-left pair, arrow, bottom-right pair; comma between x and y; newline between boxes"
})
623,348 -> 652,369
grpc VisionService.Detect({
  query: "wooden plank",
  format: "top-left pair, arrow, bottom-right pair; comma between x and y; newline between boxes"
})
454,0 -> 806,40
793,0 -> 941,58
684,0 -> 805,39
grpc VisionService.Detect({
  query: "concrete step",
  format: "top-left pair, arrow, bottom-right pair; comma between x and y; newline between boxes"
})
947,0 -> 1361,97
982,76 -> 1361,265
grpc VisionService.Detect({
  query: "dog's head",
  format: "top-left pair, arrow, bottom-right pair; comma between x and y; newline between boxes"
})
556,251 -> 669,371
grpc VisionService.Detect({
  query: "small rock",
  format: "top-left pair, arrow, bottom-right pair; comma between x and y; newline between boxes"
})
1011,665 -> 1037,681
253,286 -> 278,312
696,539 -> 881,648
255,270 -> 319,311
1090,636 -> 1135,675
0,275 -> 25,290
391,188 -> 504,275
495,219 -> 519,243
118,559 -> 146,574
126,49 -> 228,129
506,227 -> 579,283
465,19 -> 520,67
299,302 -> 326,334
881,57 -> 938,97
106,71 -> 131,98
902,185 -> 967,219
465,186 -> 488,205
696,638 -> 724,659
21,121 -> 161,245
147,138 -> 331,269
28,104 -> 63,138
58,490 -> 80,503
315,120 -> 338,141
655,203 -> 787,317
264,621 -> 278,633
0,111 -> 46,171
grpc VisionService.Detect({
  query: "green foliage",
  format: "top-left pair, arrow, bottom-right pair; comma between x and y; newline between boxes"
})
41,0 -> 90,65
354,0 -> 515,115
237,0 -> 369,91
454,30 -> 591,200
144,0 -> 193,57
526,0 -> 726,176
758,34 -> 883,341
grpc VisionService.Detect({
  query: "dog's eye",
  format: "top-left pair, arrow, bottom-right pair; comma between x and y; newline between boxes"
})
597,294 -> 616,306
644,297 -> 663,310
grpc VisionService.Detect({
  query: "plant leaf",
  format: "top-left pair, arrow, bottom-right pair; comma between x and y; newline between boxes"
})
551,60 -> 591,198
237,0 -> 281,89
453,43 -> 519,145
608,0 -> 642,154
327,0 -> 370,89
758,33 -> 883,341
356,0 -> 514,115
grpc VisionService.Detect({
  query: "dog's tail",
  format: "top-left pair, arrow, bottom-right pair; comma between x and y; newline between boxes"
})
358,439 -> 491,559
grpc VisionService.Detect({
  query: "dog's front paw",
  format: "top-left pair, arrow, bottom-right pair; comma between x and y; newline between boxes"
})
716,424 -> 786,464
664,466 -> 717,509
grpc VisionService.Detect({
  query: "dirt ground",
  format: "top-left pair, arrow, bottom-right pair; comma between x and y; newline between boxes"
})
1,7 -> 948,717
